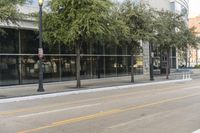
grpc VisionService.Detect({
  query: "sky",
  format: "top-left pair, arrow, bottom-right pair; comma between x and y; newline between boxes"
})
32,0 -> 200,18
189,0 -> 200,18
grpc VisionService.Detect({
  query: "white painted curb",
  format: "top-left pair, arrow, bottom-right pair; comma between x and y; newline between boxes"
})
0,79 -> 192,104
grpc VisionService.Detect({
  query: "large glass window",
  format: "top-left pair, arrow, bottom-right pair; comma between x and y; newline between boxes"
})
0,56 -> 19,86
105,56 -> 117,77
60,44 -> 75,54
61,56 -> 76,80
43,56 -> 61,82
0,29 -> 19,53
21,30 -> 38,54
21,56 -> 38,84
43,43 -> 60,54
0,27 -> 145,86
105,45 -> 117,55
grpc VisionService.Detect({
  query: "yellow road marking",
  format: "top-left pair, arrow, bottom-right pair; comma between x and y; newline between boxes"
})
0,84 -> 186,116
18,109 -> 121,133
18,92 -> 200,133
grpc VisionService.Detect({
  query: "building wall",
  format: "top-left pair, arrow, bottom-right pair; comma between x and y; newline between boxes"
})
0,0 -> 189,86
141,0 -> 189,69
113,0 -> 189,71
0,2 -> 144,86
189,16 -> 200,33
0,28 -> 143,86
141,0 -> 170,10
188,16 -> 200,67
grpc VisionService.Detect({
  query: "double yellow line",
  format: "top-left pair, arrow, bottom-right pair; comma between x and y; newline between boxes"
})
18,92 -> 200,133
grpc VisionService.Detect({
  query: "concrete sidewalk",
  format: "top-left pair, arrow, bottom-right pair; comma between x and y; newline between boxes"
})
0,74 -> 186,99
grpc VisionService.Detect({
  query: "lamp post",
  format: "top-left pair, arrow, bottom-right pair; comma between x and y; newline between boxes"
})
37,0 -> 45,92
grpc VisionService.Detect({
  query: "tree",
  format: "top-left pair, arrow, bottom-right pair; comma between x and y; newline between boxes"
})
0,0 -> 30,33
153,11 -> 186,79
153,10 -> 200,79
43,0 -> 114,88
117,0 -> 156,82
176,26 -> 200,67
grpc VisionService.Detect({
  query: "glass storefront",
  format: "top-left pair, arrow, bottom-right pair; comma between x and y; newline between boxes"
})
0,55 -> 19,85
0,28 -> 143,86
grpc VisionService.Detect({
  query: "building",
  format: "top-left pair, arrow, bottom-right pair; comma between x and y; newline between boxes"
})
188,16 -> 200,67
115,0 -> 189,73
0,0 -> 189,86
141,0 -> 189,72
0,3 -> 144,86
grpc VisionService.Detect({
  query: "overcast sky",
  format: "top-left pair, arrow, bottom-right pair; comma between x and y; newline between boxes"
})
189,0 -> 200,18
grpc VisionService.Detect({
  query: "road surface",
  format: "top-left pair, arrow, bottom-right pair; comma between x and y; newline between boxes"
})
0,79 -> 200,133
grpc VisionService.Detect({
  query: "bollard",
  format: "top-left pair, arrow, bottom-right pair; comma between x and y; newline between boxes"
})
189,72 -> 191,79
185,72 -> 187,79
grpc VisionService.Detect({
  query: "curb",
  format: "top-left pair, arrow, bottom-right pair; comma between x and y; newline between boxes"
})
192,129 -> 200,133
0,79 -> 192,104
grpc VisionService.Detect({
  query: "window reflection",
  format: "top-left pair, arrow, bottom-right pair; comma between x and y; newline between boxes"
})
0,56 -> 19,85
0,28 -> 144,86
0,29 -> 19,53
21,30 -> 38,54
21,56 -> 38,84
61,57 -> 76,80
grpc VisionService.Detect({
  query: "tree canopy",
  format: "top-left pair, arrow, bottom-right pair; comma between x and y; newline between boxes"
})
42,0 -> 200,85
43,0 -> 115,46
0,0 -> 30,24
0,0 -> 31,33
43,0 -> 117,87
116,0 -> 155,53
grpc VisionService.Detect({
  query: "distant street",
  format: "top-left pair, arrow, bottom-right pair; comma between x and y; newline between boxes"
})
0,79 -> 200,133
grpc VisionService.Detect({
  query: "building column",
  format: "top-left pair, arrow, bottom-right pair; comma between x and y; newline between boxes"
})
176,48 -> 179,69
196,48 -> 198,66
142,41 -> 150,76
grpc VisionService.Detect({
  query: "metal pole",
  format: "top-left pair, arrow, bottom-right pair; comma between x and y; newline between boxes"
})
37,5 -> 45,92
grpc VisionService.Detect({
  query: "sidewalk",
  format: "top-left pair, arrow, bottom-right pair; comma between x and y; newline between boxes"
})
0,74 -> 186,99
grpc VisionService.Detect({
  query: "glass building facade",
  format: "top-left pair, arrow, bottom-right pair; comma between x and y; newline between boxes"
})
170,0 -> 189,23
0,28 -> 143,86
1,0 -> 189,86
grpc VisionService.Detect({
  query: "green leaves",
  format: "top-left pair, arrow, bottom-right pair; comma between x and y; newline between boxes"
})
43,0 -> 114,46
42,0 -> 199,55
153,10 -> 200,52
116,0 -> 155,53
0,0 -> 29,24
0,0 -> 31,34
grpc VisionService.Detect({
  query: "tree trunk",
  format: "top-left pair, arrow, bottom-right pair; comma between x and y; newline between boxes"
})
166,49 -> 170,79
131,54 -> 134,83
76,43 -> 81,88
149,43 -> 154,81
185,48 -> 188,67
97,43 -> 101,78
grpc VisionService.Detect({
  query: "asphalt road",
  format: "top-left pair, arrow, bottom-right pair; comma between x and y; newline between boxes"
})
0,79 -> 200,133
